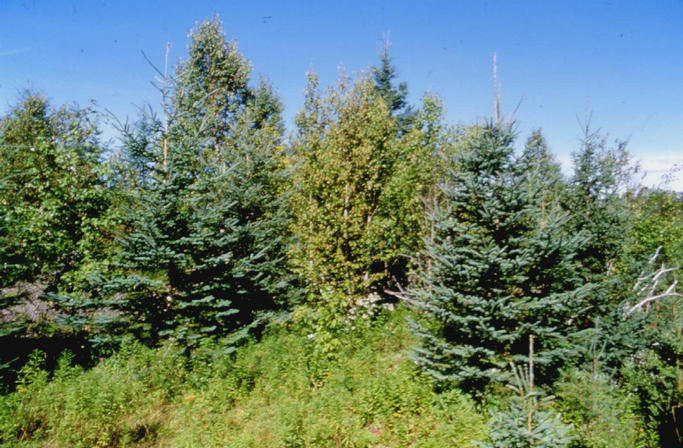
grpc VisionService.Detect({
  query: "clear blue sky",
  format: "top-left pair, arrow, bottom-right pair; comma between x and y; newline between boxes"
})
1,0 -> 682,188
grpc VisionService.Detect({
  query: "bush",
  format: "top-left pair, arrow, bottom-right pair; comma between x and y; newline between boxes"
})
0,340 -> 187,447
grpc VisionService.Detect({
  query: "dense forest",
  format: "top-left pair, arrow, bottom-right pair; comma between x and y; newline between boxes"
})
1,17 -> 682,447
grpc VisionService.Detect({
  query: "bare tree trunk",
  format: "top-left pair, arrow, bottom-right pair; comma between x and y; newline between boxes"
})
162,43 -> 171,173
527,334 -> 534,433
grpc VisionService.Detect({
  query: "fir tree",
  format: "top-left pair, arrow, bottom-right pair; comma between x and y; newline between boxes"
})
102,18 -> 291,345
372,37 -> 414,132
409,122 -> 589,390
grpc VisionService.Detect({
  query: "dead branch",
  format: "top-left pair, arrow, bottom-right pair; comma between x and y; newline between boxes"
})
625,247 -> 681,317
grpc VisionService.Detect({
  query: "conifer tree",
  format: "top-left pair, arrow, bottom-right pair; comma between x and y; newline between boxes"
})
521,130 -> 563,193
519,130 -> 566,232
372,38 -> 414,132
567,125 -> 632,279
409,123 -> 589,390
103,18 -> 291,345
563,125 -> 634,329
485,338 -> 575,448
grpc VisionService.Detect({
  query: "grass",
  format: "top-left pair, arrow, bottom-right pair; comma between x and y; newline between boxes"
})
0,308 -> 488,447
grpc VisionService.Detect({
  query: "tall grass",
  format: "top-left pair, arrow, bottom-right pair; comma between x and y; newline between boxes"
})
0,308 -> 488,447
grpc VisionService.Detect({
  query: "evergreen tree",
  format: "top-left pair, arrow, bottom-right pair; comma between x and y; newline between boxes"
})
102,18 -> 291,345
519,130 -> 566,236
409,123 -> 589,390
372,38 -> 414,132
521,130 -> 564,195
567,125 -> 632,280
485,342 -> 575,448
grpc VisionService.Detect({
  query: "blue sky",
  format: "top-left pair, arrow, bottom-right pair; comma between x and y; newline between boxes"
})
1,0 -> 682,188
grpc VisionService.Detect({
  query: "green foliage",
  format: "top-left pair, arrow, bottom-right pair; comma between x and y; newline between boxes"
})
372,39 -> 415,131
572,248 -> 683,445
555,368 -> 652,448
290,73 -> 398,301
410,123 -> 589,389
173,16 -> 252,148
3,17 -> 682,446
626,188 -> 683,271
620,267 -> 683,444
290,72 -> 441,316
0,92 -> 114,384
166,309 -> 488,447
0,308 -> 489,448
99,17 -> 293,345
621,349 -> 683,446
0,340 -> 187,447
482,363 -> 574,448
521,129 -> 564,208
566,125 -> 633,286
603,189 -> 683,443
0,92 -> 109,288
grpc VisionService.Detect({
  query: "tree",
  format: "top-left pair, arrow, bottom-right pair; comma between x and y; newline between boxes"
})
0,93 -> 111,385
100,18 -> 292,345
290,71 -> 437,317
566,124 -> 633,281
290,73 -> 397,304
372,37 -> 414,132
409,122 -> 589,390
0,93 -> 108,289
484,338 -> 575,448
626,188 -> 683,272
172,16 -> 252,154
520,129 -> 564,212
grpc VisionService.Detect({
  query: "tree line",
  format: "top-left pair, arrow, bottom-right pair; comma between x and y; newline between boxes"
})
1,17 -> 682,446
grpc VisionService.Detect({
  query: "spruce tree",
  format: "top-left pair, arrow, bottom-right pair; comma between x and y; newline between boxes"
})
102,18 -> 291,345
567,126 -> 632,280
409,123 -> 589,390
372,38 -> 414,132
561,125 -> 635,336
521,129 -> 564,199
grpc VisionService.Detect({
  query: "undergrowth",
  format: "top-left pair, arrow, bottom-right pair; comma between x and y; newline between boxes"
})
0,308 -> 488,447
